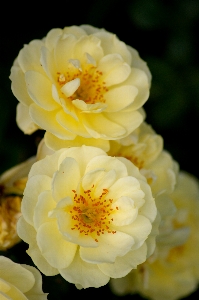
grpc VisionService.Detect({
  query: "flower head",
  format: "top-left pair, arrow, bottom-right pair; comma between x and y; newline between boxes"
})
108,122 -> 178,196
108,122 -> 179,258
17,146 -> 157,288
10,25 -> 151,150
110,172 -> 199,300
0,256 -> 47,299
0,157 -> 35,250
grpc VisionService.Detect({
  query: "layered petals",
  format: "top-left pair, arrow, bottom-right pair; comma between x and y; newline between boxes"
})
17,146 -> 157,288
10,25 -> 151,150
0,256 -> 47,299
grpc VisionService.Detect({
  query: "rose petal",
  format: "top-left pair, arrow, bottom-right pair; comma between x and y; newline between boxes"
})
60,252 -> 109,288
37,221 -> 77,269
80,231 -> 135,263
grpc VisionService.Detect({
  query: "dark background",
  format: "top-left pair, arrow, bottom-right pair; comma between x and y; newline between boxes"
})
1,0 -> 199,299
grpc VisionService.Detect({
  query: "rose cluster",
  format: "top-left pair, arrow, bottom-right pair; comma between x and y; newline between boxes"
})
0,25 -> 198,300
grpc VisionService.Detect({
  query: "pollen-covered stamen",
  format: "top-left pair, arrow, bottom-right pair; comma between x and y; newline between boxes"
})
57,64 -> 108,104
69,186 -> 118,241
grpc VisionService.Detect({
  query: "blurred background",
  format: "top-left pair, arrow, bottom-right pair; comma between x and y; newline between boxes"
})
0,0 -> 199,298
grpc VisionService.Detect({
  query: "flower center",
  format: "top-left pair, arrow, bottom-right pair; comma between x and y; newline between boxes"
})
69,186 -> 118,242
57,64 -> 108,104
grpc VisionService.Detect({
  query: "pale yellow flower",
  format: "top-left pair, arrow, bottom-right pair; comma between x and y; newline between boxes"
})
0,157 -> 35,250
10,25 -> 151,151
108,122 -> 179,259
108,122 -> 178,197
111,172 -> 199,300
0,256 -> 47,299
17,146 -> 157,288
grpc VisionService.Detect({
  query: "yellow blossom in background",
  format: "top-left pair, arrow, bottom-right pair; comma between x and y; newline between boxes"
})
10,25 -> 151,151
0,256 -> 47,299
108,122 -> 178,197
110,172 -> 199,300
17,146 -> 157,288
108,122 -> 179,258
0,157 -> 35,250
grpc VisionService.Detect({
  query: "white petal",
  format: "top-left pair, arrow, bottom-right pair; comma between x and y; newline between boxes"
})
44,132 -> 110,152
98,242 -> 147,278
81,169 -> 106,191
98,53 -> 131,86
80,231 -> 135,263
73,35 -> 103,64
25,71 -> 59,110
61,78 -> 80,97
118,215 -> 152,248
94,31 -> 132,65
10,66 -> 32,106
85,53 -> 96,66
82,169 -> 116,195
0,257 -> 34,293
60,252 -> 109,288
112,197 -> 138,226
68,59 -> 82,70
52,157 -> 81,202
29,148 -> 66,178
21,174 -> 52,225
104,85 -> 138,112
72,99 -> 107,113
51,146 -> 106,177
33,190 -> 56,230
54,34 -> 77,73
104,109 -> 143,137
63,26 -> 87,38
18,40 -> 44,73
17,216 -> 36,245
56,110 -> 90,138
40,46 -> 57,82
84,155 -> 128,184
22,264 -> 47,299
107,176 -> 142,200
27,244 -> 58,276
82,113 -> 126,139
37,221 -> 77,269
16,103 -> 39,134
29,103 -> 76,139
45,28 -> 62,51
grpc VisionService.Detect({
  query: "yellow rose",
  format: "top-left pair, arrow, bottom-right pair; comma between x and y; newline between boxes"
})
17,146 -> 157,288
0,256 -> 47,299
108,122 -> 179,259
10,25 -> 151,151
108,122 -> 178,196
111,172 -> 199,300
0,157 -> 35,251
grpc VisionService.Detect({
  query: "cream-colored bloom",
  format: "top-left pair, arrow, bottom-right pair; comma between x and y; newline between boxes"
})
0,256 -> 47,299
10,25 -> 151,150
108,122 -> 179,259
108,122 -> 178,197
17,146 -> 156,288
111,172 -> 199,300
0,157 -> 35,250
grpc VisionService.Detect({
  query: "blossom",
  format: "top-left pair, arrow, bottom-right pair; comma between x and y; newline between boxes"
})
17,146 -> 157,288
10,25 -> 151,151
110,172 -> 199,300
108,122 -> 178,197
108,122 -> 179,258
0,157 -> 35,250
0,256 -> 47,299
